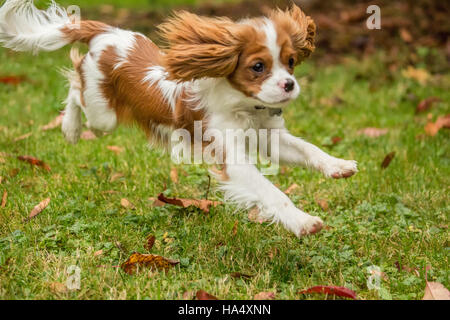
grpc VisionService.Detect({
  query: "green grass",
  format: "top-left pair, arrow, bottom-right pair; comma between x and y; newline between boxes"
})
0,17 -> 449,300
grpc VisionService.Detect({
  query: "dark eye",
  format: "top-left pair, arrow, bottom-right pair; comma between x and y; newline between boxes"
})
252,62 -> 265,73
289,58 -> 295,68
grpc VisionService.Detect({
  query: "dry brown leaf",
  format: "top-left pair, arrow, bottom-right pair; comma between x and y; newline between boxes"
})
196,290 -> 219,300
425,115 -> 450,136
41,114 -> 63,131
144,235 -> 156,251
14,132 -> 32,142
28,198 -> 50,220
110,172 -> 124,183
402,66 -> 430,85
381,152 -> 396,169
157,193 -> 222,213
80,130 -> 97,140
107,146 -> 124,155
248,207 -> 268,224
316,198 -> 329,211
17,155 -> 51,172
1,190 -> 7,208
121,252 -> 179,275
285,183 -> 300,194
416,97 -> 441,114
49,282 -> 68,294
94,249 -> 103,257
357,127 -> 389,138
399,28 -> 413,43
232,220 -> 239,236
120,198 -> 136,210
170,167 -> 179,184
423,282 -> 450,300
149,197 -> 166,207
254,292 -> 276,300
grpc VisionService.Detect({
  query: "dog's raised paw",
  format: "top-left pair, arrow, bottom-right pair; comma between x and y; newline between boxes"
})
325,159 -> 358,179
299,216 -> 324,237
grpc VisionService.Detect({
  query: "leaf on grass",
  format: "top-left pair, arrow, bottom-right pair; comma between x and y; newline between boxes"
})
254,292 -> 276,300
381,152 -> 396,169
49,282 -> 68,294
107,146 -> 124,155
41,114 -> 64,131
157,193 -> 222,213
144,235 -> 156,251
298,286 -> 358,300
285,183 -> 300,195
316,198 -> 329,211
423,282 -> 450,300
248,207 -> 268,224
232,220 -> 238,236
416,97 -> 441,114
149,197 -> 166,207
80,130 -> 97,140
0,75 -> 25,85
357,128 -> 388,138
14,132 -> 32,142
17,155 -> 51,172
28,198 -> 50,220
230,272 -> 253,280
196,290 -> 219,300
120,198 -> 136,210
1,190 -> 7,208
121,252 -> 179,275
94,250 -> 103,257
402,66 -> 431,85
110,172 -> 124,183
425,114 -> 450,136
399,28 -> 413,43
170,167 -> 179,184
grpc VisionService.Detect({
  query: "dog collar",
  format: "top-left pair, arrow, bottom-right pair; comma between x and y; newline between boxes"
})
255,106 -> 283,117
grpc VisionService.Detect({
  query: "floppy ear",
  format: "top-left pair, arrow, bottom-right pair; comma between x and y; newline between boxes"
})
158,11 -> 243,81
271,4 -> 316,63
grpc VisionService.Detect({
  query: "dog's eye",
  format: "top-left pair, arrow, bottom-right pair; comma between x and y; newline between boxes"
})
252,62 -> 265,73
289,57 -> 295,69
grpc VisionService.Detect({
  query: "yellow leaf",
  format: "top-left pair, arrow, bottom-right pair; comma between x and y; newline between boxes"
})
121,253 -> 179,275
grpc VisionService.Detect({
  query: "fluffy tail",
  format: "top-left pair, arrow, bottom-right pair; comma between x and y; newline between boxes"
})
0,0 -> 108,54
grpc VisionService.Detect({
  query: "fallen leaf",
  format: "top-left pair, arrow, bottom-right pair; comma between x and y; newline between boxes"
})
425,114 -> 450,136
285,183 -> 300,194
357,128 -> 389,138
144,235 -> 156,251
17,155 -> 51,172
41,114 -> 63,131
170,167 -> 179,184
423,282 -> 450,300
157,193 -> 222,213
121,252 -> 179,275
110,172 -> 124,182
14,132 -> 32,142
381,152 -> 396,169
1,190 -> 7,208
230,272 -> 253,280
298,286 -> 358,300
107,146 -> 124,155
402,66 -> 430,85
254,292 -> 276,300
80,130 -> 97,140
0,75 -> 25,85
416,97 -> 441,114
120,198 -> 136,210
232,220 -> 239,236
248,207 -> 268,224
316,198 -> 329,211
94,249 -> 103,257
196,290 -> 219,300
149,197 -> 166,207
28,198 -> 51,220
399,28 -> 413,43
49,282 -> 68,294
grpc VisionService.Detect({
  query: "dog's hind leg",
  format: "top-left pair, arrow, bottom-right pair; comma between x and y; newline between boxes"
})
62,72 -> 83,144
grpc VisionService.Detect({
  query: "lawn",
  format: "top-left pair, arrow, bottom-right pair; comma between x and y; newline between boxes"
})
0,0 -> 449,300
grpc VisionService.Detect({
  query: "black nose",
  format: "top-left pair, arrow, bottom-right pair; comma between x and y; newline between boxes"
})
285,79 -> 295,93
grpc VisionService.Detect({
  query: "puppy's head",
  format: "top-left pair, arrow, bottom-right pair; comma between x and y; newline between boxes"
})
159,4 -> 316,108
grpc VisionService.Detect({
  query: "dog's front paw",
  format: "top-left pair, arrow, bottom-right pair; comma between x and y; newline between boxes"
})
323,158 -> 358,179
298,215 -> 324,237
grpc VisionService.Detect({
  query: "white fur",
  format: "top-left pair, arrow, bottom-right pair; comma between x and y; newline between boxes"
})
0,0 -> 71,54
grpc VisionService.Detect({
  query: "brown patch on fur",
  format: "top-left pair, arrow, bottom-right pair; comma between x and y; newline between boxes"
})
62,20 -> 109,45
158,11 -> 251,81
96,34 -> 205,144
270,5 -> 316,63
69,48 -> 86,106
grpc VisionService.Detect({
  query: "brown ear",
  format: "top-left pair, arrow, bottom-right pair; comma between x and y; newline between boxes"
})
271,5 -> 316,63
158,11 -> 243,81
